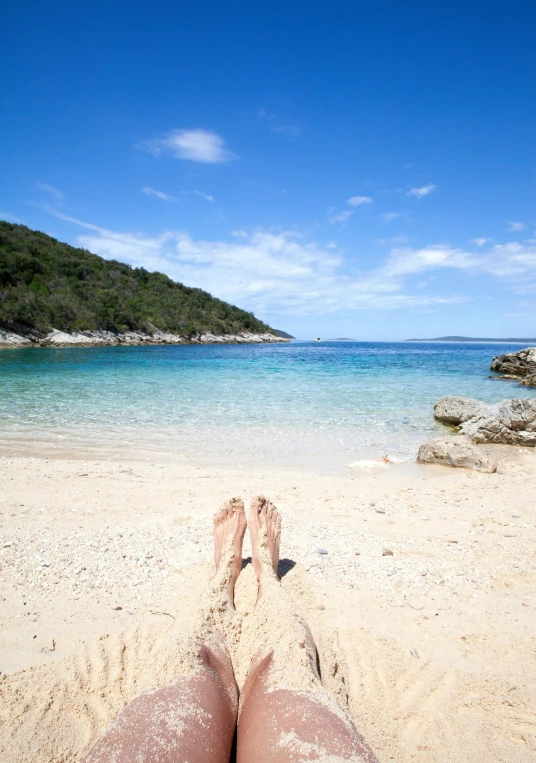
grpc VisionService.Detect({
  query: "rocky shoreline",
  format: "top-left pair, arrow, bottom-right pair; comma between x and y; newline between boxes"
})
417,346 -> 536,471
490,346 -> 536,387
0,327 -> 289,349
417,393 -> 536,471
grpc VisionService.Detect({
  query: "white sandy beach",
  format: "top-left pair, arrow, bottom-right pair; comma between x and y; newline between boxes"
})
1,447 -> 535,762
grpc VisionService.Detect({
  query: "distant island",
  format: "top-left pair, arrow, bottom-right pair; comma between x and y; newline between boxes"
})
0,221 -> 291,347
405,336 -> 536,343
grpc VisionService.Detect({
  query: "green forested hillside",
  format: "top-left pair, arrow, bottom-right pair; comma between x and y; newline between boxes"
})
0,221 -> 275,337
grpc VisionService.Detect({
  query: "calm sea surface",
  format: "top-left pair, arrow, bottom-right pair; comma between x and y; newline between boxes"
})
0,342 -> 534,471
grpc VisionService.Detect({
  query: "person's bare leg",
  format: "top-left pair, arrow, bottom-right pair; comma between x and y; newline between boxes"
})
82,498 -> 247,763
237,496 -> 379,763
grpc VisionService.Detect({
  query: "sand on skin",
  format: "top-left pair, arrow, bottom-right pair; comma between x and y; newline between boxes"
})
1,445 -> 536,762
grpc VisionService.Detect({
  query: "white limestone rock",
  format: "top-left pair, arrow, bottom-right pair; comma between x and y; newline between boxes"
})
417,437 -> 497,472
433,396 -> 487,425
0,330 -> 33,348
460,398 -> 536,447
0,325 -> 288,349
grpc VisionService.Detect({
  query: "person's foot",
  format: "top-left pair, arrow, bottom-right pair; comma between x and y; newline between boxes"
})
213,498 -> 247,601
249,495 -> 281,580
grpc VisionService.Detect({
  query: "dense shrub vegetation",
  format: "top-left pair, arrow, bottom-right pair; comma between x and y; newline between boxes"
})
0,221 -> 274,337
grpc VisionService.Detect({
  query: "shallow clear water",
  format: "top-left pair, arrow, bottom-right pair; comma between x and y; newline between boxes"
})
0,342 -> 533,471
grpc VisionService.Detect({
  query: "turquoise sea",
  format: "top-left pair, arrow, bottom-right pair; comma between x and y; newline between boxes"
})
0,342 -> 534,472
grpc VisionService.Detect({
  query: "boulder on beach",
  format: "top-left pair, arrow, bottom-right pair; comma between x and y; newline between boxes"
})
417,437 -> 497,472
460,398 -> 536,446
433,396 -> 487,425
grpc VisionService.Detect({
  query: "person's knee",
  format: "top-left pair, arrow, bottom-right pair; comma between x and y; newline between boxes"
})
239,650 -> 274,710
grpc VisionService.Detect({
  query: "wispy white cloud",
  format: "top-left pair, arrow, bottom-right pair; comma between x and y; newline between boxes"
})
375,235 -> 409,245
380,212 -> 404,222
141,129 -> 235,163
407,184 -> 436,198
36,182 -> 63,200
258,108 -> 301,138
269,125 -> 301,139
41,208 -> 468,315
347,195 -> 372,207
75,223 -> 464,314
43,207 -> 536,316
142,187 -> 178,202
193,190 -> 215,203
329,195 -> 372,223
507,220 -> 525,232
257,108 -> 278,120
471,237 -> 492,247
329,210 -> 354,224
0,211 -> 23,223
383,245 -> 475,277
383,241 -> 536,285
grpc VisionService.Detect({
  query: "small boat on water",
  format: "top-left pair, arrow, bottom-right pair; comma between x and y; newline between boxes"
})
315,337 -> 322,342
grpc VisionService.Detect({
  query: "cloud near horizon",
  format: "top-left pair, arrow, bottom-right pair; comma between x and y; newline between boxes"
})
383,242 -> 536,288
41,208 -> 536,317
142,129 -> 235,163
76,224 -> 467,313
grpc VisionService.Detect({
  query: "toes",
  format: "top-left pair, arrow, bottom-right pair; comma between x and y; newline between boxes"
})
259,497 -> 268,521
265,501 -> 280,533
251,494 -> 264,513
235,502 -> 247,526
220,500 -> 235,519
232,497 -> 245,512
223,497 -> 242,519
215,499 -> 246,530
250,495 -> 265,525
219,500 -> 232,518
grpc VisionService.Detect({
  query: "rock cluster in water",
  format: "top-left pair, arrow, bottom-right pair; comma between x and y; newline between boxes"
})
418,350 -> 536,471
434,395 -> 536,447
419,392 -> 536,471
432,396 -> 487,425
490,347 -> 536,387
0,328 -> 288,348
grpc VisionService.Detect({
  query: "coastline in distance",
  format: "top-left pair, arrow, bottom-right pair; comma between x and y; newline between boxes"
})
405,336 -> 536,343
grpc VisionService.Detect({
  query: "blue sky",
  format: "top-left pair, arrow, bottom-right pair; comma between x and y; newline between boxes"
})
1,0 -> 535,339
